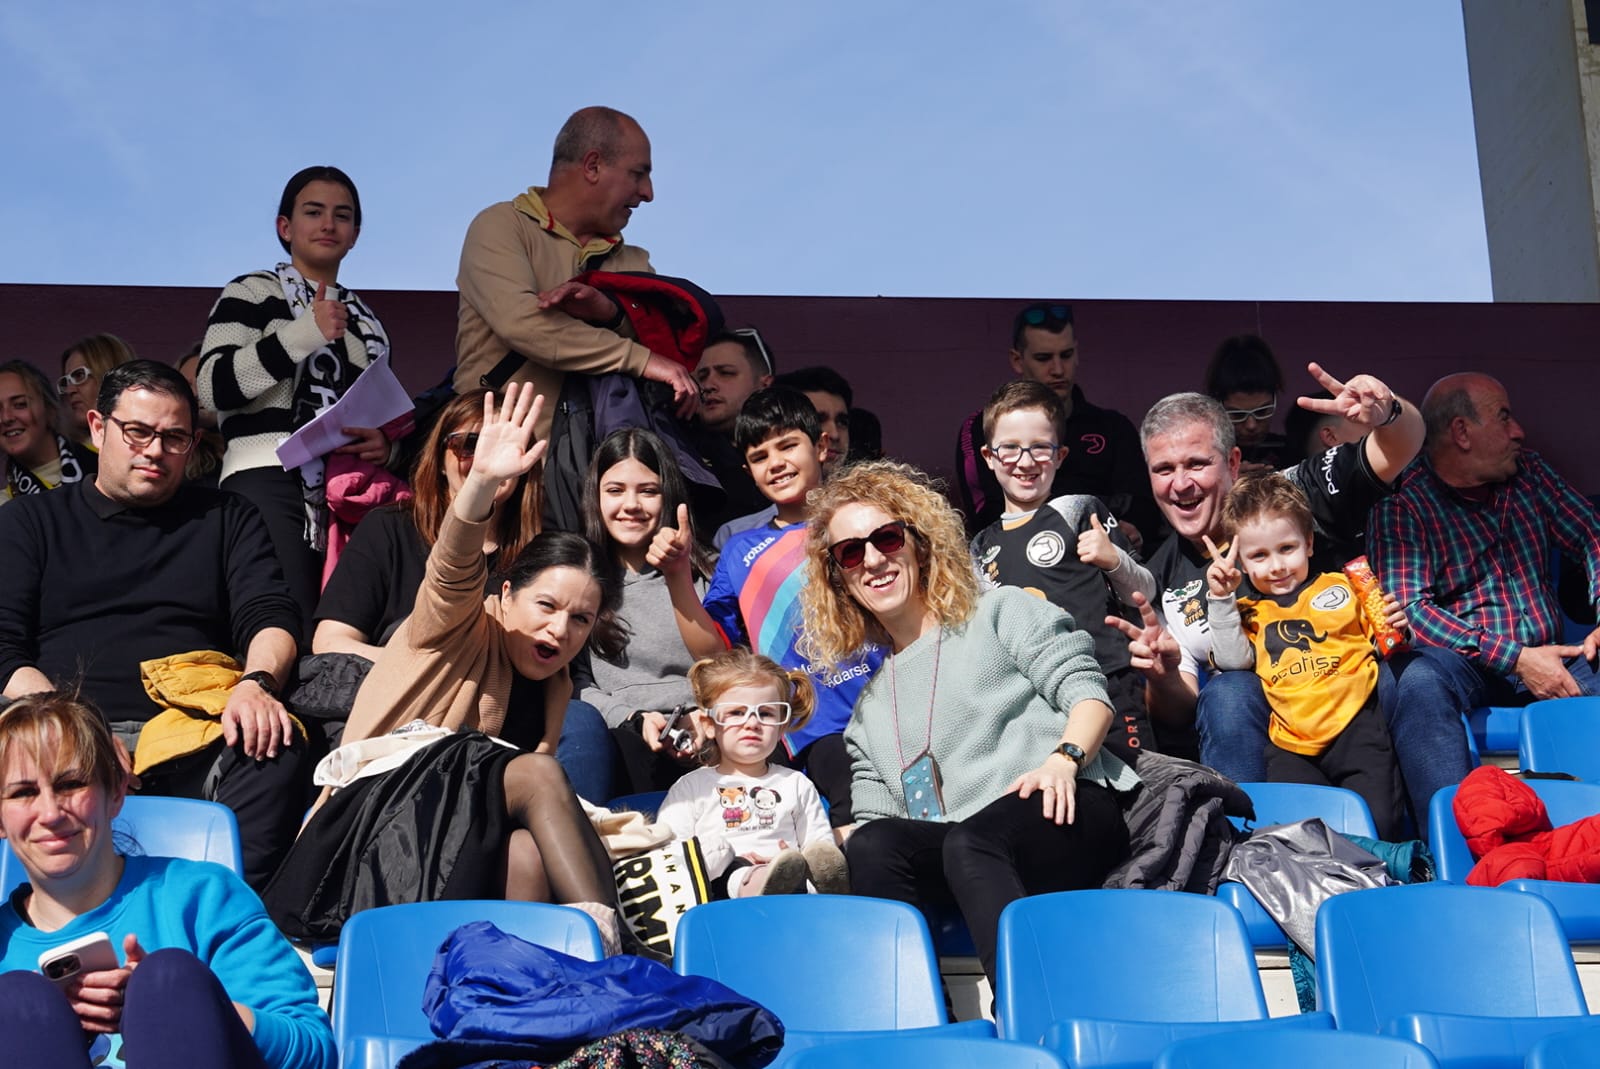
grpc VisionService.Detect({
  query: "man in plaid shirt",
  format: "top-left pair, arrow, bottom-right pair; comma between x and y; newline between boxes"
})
1370,373 -> 1600,811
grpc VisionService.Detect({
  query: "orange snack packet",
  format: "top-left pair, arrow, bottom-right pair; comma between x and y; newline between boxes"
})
1345,555 -> 1406,658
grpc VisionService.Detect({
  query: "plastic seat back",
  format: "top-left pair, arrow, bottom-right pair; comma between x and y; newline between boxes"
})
1314,883 -> 1585,1033
673,896 -> 948,1032
1519,697 -> 1600,781
1428,779 -> 1600,883
332,900 -> 604,1058
1525,1019 -> 1600,1069
0,795 -> 244,896
1232,781 -> 1379,837
1154,1028 -> 1440,1069
786,1035 -> 1069,1069
997,889 -> 1270,1044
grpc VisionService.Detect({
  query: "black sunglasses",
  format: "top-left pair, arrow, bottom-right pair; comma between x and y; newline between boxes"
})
444,430 -> 479,459
1018,303 -> 1074,328
828,521 -> 911,570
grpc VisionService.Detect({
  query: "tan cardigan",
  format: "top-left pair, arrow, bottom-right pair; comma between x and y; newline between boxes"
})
339,507 -> 559,746
454,188 -> 655,440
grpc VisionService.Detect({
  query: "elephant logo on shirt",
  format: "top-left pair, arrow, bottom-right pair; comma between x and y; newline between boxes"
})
1263,619 -> 1327,665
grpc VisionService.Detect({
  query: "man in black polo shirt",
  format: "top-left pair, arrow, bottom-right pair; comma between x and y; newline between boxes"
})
0,361 -> 304,888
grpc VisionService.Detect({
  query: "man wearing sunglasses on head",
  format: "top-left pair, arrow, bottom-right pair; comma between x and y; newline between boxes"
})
0,361 -> 306,892
954,302 -> 1161,552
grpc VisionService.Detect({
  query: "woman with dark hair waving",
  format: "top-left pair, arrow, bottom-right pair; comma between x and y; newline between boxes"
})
265,385 -> 658,958
198,166 -> 394,636
0,692 -> 333,1069
799,461 -> 1138,984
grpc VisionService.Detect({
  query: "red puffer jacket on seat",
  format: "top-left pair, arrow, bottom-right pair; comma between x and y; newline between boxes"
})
1453,765 -> 1600,886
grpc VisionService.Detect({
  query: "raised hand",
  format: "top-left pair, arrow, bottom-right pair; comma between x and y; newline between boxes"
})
1297,361 -> 1396,428
1076,513 -> 1119,571
470,383 -> 547,484
1105,591 -> 1181,682
312,280 -> 347,342
646,503 -> 694,577
1202,534 -> 1242,598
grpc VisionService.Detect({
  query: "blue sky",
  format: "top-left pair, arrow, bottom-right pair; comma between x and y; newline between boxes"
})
0,2 -> 1490,300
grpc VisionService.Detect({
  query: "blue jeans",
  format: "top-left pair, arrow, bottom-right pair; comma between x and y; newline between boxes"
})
556,699 -> 613,804
1385,645 -> 1600,831
1196,670 -> 1271,783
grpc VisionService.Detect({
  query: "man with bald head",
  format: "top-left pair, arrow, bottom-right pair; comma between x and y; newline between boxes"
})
1369,373 -> 1600,799
455,105 -> 697,438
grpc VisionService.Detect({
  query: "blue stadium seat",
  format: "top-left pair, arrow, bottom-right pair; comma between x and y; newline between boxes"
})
1216,782 -> 1378,949
996,890 -> 1330,1065
1153,1029 -> 1440,1069
0,795 -> 243,896
673,896 -> 994,1066
1525,1019 -> 1600,1069
785,1035 -> 1068,1069
1315,883 -> 1589,1068
1465,704 -> 1522,758
1428,778 -> 1600,943
1519,697 -> 1600,781
332,900 -> 604,1063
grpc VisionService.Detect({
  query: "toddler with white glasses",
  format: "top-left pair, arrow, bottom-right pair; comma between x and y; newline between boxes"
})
656,649 -> 849,896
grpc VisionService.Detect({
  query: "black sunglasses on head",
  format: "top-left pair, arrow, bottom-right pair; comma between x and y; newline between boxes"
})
828,521 -> 911,570
1018,303 -> 1074,328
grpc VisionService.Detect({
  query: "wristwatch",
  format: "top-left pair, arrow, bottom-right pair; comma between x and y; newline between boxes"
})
1054,741 -> 1088,766
1379,398 -> 1403,426
238,670 -> 279,698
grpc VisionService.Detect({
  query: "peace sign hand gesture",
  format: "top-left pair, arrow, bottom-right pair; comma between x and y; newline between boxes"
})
1202,534 -> 1242,598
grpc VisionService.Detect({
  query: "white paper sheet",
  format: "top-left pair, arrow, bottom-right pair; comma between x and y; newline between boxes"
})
274,353 -> 413,470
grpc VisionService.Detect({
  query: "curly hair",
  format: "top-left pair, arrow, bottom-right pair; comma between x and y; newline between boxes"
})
408,389 -> 541,569
798,460 -> 978,671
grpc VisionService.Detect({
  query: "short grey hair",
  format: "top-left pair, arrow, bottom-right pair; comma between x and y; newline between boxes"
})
1140,391 -> 1235,460
551,106 -> 638,168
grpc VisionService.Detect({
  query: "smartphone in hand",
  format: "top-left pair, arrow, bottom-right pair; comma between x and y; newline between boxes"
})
38,931 -> 118,988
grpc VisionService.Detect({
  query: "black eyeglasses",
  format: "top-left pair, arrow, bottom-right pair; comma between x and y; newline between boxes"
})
828,521 -> 911,570
58,366 -> 93,393
1018,303 -> 1074,329
106,415 -> 196,455
444,430 -> 479,460
731,327 -> 774,376
708,701 -> 793,726
1224,402 -> 1276,424
988,442 -> 1060,465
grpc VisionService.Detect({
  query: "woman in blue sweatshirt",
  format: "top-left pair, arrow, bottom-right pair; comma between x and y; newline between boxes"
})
0,691 -> 334,1069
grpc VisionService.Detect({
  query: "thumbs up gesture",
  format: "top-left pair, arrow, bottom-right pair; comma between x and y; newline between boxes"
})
646,503 -> 694,578
312,280 -> 348,342
1076,512 -> 1119,571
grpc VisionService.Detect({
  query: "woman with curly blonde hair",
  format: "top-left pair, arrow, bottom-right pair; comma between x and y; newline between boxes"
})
799,460 -> 1139,984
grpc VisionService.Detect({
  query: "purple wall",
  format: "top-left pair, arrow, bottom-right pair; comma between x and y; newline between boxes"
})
4,283 -> 1595,492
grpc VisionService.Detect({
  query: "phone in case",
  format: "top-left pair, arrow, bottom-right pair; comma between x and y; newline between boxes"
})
900,753 -> 946,821
39,931 -> 118,988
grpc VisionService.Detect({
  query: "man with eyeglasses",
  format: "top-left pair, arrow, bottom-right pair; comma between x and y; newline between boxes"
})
0,361 -> 305,890
1108,365 -> 1428,790
954,302 -> 1161,550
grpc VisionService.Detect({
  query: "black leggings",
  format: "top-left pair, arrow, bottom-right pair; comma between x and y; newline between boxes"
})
846,782 -> 1128,982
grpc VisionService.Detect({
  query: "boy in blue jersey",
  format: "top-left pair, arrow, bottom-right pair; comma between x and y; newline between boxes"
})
703,387 -> 883,824
970,380 -> 1156,763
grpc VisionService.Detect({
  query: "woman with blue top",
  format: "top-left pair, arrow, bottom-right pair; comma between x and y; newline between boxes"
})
0,691 -> 333,1069
799,460 -> 1139,984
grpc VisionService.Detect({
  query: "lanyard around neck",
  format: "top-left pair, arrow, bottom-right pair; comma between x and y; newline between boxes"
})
890,627 -> 943,772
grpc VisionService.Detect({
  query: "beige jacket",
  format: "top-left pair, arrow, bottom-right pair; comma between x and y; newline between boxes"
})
454,187 -> 655,439
339,507 -> 566,747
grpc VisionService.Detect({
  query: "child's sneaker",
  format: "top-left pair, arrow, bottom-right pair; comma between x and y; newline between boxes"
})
760,848 -> 810,895
801,840 -> 850,894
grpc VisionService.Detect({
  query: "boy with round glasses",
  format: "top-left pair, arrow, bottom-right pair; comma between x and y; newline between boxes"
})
969,380 -> 1156,763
